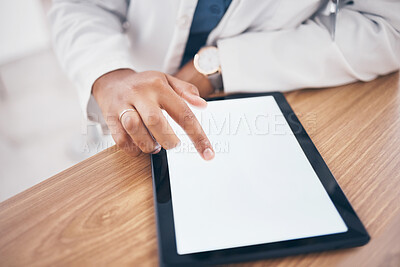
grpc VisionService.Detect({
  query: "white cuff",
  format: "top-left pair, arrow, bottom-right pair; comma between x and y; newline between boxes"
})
76,57 -> 136,127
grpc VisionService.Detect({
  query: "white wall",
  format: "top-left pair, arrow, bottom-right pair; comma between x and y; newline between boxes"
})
0,0 -> 50,65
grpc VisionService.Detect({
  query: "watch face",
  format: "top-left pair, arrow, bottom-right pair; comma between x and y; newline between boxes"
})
194,46 -> 220,75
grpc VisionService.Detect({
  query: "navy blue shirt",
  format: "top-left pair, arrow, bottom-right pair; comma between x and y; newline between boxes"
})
180,0 -> 232,66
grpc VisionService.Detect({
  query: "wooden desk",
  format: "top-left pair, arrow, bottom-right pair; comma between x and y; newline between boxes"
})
1,72 -> 399,267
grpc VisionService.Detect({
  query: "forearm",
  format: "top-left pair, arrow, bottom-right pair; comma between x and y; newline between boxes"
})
49,0 -> 134,120
217,1 -> 400,93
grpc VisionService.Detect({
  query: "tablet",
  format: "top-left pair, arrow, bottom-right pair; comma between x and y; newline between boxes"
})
151,92 -> 369,266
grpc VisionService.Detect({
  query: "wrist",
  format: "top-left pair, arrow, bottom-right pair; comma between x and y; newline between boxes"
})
175,60 -> 214,98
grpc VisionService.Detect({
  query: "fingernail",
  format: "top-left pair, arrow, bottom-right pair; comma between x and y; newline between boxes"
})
203,148 -> 215,160
151,143 -> 162,154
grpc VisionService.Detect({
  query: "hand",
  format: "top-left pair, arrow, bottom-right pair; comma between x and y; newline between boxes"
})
92,69 -> 215,160
174,60 -> 215,98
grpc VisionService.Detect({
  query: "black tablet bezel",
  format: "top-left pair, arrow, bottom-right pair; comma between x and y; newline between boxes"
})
151,92 -> 369,267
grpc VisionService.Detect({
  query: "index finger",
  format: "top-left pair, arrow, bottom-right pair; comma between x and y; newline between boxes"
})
162,95 -> 215,160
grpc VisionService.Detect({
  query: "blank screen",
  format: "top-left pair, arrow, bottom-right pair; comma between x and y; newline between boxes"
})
165,96 -> 347,255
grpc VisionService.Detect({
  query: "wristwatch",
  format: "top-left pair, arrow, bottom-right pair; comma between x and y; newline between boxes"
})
193,46 -> 223,92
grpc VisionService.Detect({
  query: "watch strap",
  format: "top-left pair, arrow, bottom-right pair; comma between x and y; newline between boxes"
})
208,72 -> 223,92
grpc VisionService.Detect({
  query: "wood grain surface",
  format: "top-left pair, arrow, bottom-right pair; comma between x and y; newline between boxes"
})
1,72 -> 399,267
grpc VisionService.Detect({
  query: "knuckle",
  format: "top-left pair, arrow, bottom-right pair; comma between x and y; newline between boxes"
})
162,140 -> 179,150
182,106 -> 195,123
194,135 -> 208,148
114,134 -> 129,147
122,113 -> 140,132
188,84 -> 198,94
149,75 -> 166,88
146,111 -> 161,126
138,142 -> 155,154
177,88 -> 185,98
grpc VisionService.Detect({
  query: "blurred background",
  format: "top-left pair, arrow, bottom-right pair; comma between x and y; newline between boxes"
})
0,0 -> 112,201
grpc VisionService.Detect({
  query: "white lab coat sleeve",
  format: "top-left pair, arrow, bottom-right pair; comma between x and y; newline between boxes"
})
217,0 -> 400,93
49,0 -> 135,123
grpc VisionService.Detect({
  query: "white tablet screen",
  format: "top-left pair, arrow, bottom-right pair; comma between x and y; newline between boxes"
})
165,96 -> 347,255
